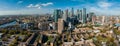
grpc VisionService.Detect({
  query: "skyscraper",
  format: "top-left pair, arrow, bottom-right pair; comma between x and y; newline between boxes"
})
82,8 -> 87,23
92,13 -> 96,25
89,12 -> 94,22
76,9 -> 80,20
70,8 -> 74,18
102,16 -> 105,25
53,9 -> 62,23
87,12 -> 94,22
58,19 -> 64,34
63,9 -> 68,22
80,10 -> 82,20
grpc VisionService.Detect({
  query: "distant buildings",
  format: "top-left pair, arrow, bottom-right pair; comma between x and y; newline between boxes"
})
70,8 -> 74,18
74,8 -> 88,23
53,8 -> 93,24
52,8 -> 96,33
38,22 -> 49,30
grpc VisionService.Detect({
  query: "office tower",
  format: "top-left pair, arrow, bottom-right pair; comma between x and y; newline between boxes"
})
77,10 -> 82,22
76,9 -> 80,20
86,14 -> 89,22
53,9 -> 62,23
102,16 -> 105,25
80,10 -> 82,20
63,9 -> 68,22
82,8 -> 87,23
87,12 -> 94,22
90,13 -> 94,21
61,11 -> 64,18
70,8 -> 74,18
92,13 -> 96,25
58,19 -> 64,34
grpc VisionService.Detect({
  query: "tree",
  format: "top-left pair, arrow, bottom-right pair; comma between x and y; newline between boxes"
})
1,29 -> 7,34
7,34 -> 11,38
9,44 -> 17,46
2,37 -> 8,41
12,39 -> 18,44
9,30 -> 15,35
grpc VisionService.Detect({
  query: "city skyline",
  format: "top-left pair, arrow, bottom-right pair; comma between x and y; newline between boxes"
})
0,0 -> 120,46
0,0 -> 120,15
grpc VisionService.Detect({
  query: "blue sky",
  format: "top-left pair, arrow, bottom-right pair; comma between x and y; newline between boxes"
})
0,0 -> 120,15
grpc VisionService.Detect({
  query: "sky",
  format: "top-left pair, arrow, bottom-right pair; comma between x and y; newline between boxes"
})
0,0 -> 120,15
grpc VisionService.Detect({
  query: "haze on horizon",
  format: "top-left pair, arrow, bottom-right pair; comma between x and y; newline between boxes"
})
0,0 -> 120,16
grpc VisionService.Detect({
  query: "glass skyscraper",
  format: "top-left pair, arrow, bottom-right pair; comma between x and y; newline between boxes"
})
82,8 -> 87,23
53,9 -> 62,23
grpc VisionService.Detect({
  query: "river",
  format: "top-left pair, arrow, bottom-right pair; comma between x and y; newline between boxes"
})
0,21 -> 17,28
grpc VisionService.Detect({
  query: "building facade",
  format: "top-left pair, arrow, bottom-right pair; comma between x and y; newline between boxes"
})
58,19 -> 64,34
53,9 -> 62,23
82,8 -> 87,23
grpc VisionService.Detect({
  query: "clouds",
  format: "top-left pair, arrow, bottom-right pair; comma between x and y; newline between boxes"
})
87,1 -> 120,16
17,1 -> 23,4
27,4 -> 33,8
27,4 -> 41,9
1,0 -> 120,15
98,1 -> 112,9
89,7 -> 120,15
27,2 -> 53,9
41,2 -> 53,6
82,0 -> 120,16
0,9 -> 52,15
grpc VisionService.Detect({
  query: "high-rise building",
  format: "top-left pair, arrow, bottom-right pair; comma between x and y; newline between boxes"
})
102,16 -> 105,25
86,14 -> 89,22
58,19 -> 64,34
53,9 -> 62,23
63,9 -> 68,22
92,13 -> 96,25
80,10 -> 82,20
76,9 -> 80,20
70,8 -> 74,18
87,12 -> 94,22
82,8 -> 87,23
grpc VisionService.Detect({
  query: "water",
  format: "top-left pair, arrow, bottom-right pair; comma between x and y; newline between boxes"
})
0,21 -> 17,28
115,23 -> 120,27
